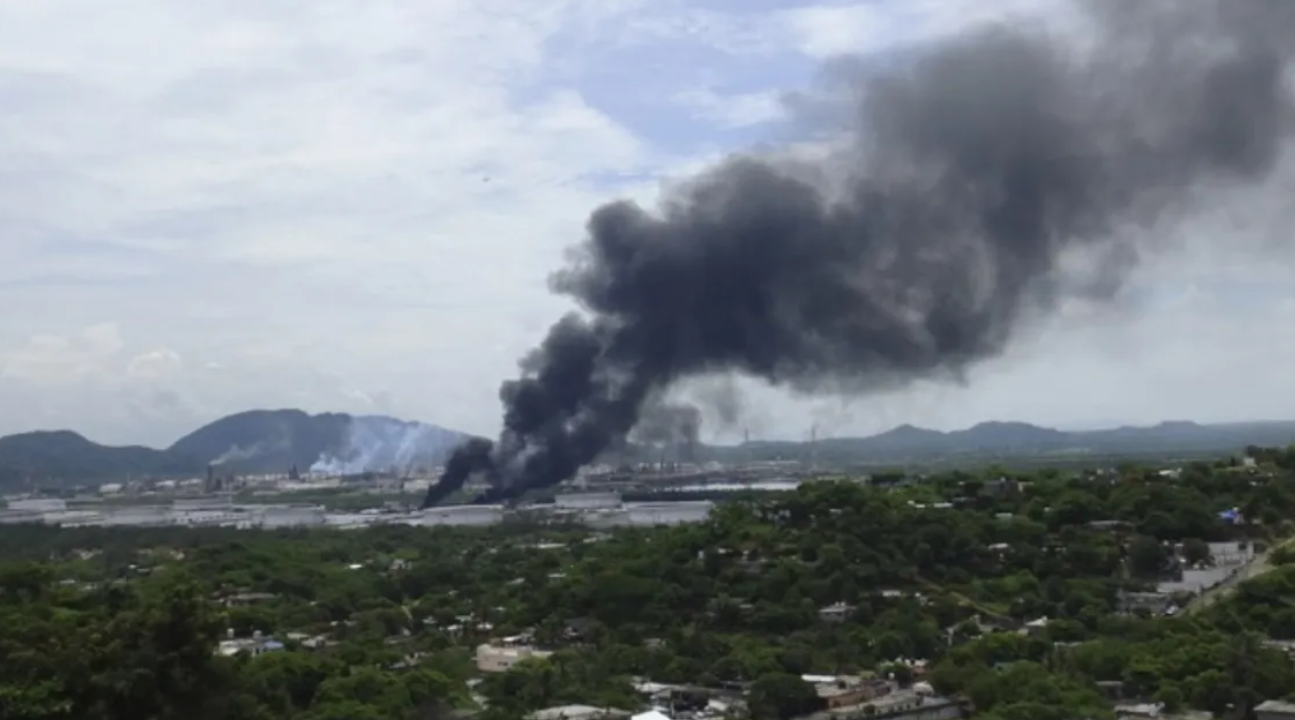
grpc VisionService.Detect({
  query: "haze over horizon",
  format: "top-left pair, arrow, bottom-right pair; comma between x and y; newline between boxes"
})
3,0 -> 1294,449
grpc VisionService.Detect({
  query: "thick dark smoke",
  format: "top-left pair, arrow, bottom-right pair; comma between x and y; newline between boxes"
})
631,398 -> 702,463
422,437 -> 493,507
424,0 -> 1295,508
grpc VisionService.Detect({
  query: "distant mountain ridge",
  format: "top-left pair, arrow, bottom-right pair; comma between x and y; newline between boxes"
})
712,419 -> 1295,465
0,410 -> 468,489
2,414 -> 1295,489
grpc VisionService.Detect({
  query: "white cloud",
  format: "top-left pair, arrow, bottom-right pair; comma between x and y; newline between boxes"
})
2,323 -> 125,385
0,0 -> 676,444
1,0 -> 1294,449
126,349 -> 184,381
0,323 -> 400,444
781,0 -> 1080,59
673,88 -> 787,128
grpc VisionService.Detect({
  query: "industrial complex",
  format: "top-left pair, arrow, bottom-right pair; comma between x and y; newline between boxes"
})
0,493 -> 719,530
0,455 -> 815,530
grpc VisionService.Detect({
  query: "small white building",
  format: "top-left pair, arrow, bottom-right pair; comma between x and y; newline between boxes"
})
818,602 -> 853,623
1257,700 -> 1295,720
216,636 -> 285,657
476,643 -> 554,673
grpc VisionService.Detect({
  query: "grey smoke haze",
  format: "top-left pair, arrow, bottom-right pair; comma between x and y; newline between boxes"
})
630,398 -> 702,461
686,376 -> 749,433
313,416 -> 464,476
422,0 -> 1295,509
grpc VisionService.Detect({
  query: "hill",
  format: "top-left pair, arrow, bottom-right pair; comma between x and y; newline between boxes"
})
0,410 -> 468,489
168,409 -> 351,474
0,431 -> 202,489
690,419 -> 1295,466
4,414 -> 1295,489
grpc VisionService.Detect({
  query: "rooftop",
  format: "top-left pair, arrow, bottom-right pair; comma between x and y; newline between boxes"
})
527,705 -> 631,720
811,690 -> 956,719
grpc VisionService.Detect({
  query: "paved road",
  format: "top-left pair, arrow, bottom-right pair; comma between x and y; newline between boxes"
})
1186,540 -> 1288,613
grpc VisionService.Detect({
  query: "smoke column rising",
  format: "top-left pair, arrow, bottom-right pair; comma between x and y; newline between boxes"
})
422,0 -> 1295,508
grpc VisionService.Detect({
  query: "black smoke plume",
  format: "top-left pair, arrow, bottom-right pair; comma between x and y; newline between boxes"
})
424,0 -> 1295,508
422,437 -> 494,507
630,398 -> 702,464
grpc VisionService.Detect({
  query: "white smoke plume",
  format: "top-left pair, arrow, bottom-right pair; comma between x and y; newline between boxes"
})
310,415 -> 465,476
211,441 -> 271,465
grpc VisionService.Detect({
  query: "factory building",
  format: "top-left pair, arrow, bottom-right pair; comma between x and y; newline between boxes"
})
553,492 -> 622,510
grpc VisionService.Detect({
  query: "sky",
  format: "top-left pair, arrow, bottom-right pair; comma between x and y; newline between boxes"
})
1,0 -> 1294,448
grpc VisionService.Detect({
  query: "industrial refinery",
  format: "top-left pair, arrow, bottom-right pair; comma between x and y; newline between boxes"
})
0,493 -> 718,530
0,442 -> 824,530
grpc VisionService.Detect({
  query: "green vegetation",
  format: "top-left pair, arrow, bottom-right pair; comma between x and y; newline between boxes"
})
5,451 -> 1295,720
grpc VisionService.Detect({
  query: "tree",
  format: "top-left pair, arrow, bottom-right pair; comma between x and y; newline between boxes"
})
1154,683 -> 1185,712
1179,538 -> 1210,567
747,673 -> 825,720
1128,535 -> 1169,578
7,456 -> 1295,720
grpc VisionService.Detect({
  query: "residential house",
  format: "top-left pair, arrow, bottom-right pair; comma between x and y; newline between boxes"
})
1208,541 -> 1254,567
284,632 -> 330,650
1257,700 -> 1295,720
1113,703 -> 1213,720
1115,702 -> 1165,719
216,634 -> 285,657
818,602 -> 853,623
1117,591 -> 1174,616
1021,617 -> 1050,636
631,680 -> 743,717
476,643 -> 554,673
1263,639 -> 1295,657
526,705 -> 631,720
797,688 -> 962,720
804,676 -> 892,709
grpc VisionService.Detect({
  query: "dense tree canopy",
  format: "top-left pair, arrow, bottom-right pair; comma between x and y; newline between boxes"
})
3,452 -> 1295,719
